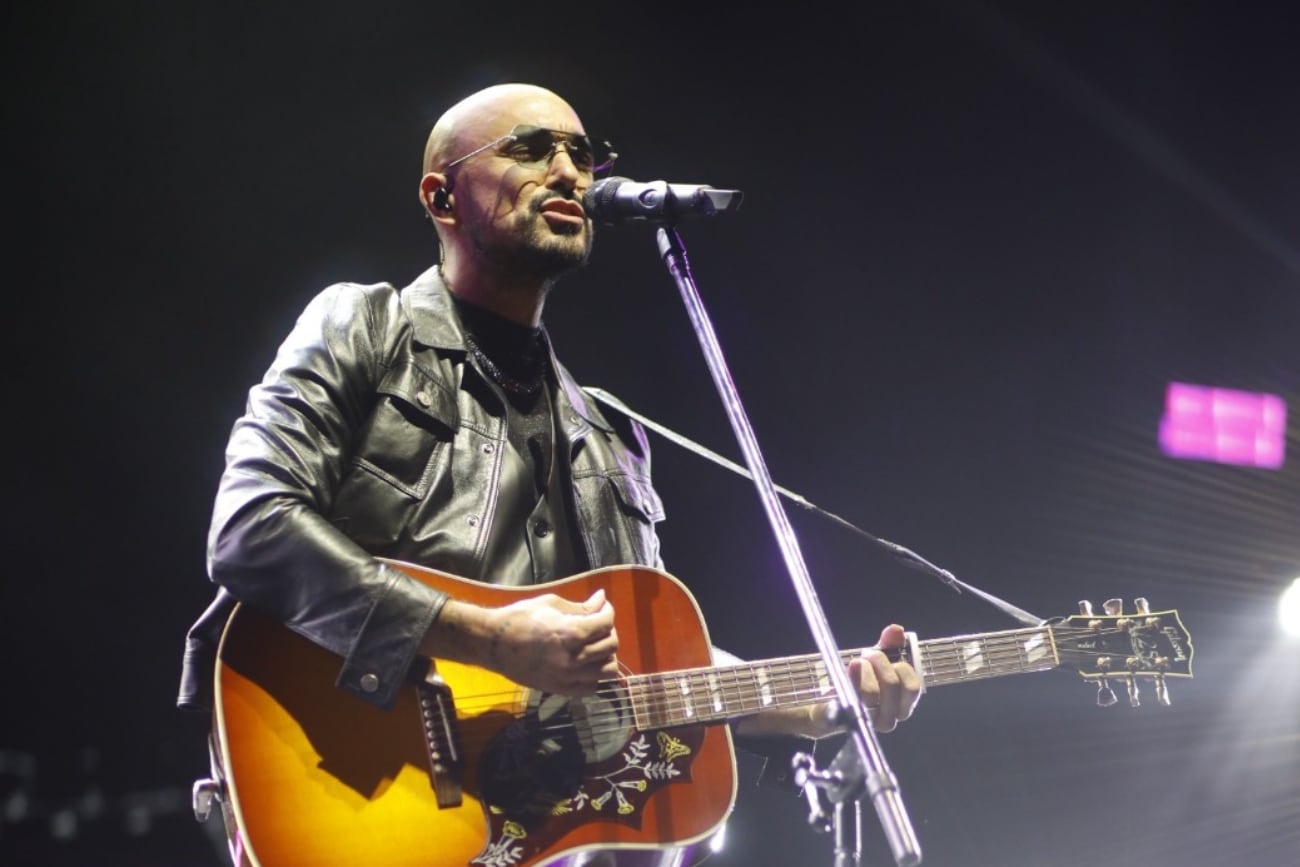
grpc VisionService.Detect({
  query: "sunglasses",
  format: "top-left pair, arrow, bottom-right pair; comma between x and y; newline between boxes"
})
442,125 -> 618,175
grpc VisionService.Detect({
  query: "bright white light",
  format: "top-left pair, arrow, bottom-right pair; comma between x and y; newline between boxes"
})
709,821 -> 727,853
1280,577 -> 1300,638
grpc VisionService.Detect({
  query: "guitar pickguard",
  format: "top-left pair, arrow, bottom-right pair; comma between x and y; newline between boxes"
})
473,683 -> 703,867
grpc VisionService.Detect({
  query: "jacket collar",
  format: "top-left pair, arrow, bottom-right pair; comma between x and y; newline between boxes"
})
400,265 -> 613,436
401,265 -> 470,351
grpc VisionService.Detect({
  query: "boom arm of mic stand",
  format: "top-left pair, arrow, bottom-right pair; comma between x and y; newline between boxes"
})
654,226 -> 922,867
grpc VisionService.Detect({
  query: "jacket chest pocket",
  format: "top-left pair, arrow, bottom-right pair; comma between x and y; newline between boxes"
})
348,363 -> 458,500
573,469 -> 666,568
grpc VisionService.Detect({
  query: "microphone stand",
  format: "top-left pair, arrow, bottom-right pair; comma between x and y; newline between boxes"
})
654,226 -> 922,867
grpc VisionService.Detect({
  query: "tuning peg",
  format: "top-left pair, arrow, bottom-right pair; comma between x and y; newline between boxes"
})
1134,598 -> 1150,615
1126,677 -> 1141,708
1096,677 -> 1118,707
1154,674 -> 1171,707
1078,600 -> 1094,616
1103,598 -> 1123,616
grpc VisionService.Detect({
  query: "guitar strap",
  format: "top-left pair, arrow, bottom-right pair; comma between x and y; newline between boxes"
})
583,387 -> 1044,627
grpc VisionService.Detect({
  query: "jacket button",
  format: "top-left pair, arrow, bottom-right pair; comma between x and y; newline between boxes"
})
466,514 -> 481,528
416,390 -> 432,407
482,442 -> 495,455
533,519 -> 552,538
359,673 -> 380,693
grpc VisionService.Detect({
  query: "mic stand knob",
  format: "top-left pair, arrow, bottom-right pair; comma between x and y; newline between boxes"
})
793,752 -> 837,833
792,743 -> 868,867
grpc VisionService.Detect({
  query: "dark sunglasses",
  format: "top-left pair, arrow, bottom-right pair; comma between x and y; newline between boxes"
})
442,124 -> 618,175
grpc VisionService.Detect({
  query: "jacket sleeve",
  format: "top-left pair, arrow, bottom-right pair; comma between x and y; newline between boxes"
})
207,283 -> 448,710
711,645 -> 817,789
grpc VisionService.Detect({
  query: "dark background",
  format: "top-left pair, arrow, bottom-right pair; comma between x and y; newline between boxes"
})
6,2 -> 1299,865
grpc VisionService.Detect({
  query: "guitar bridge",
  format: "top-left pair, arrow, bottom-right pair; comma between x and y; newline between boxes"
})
416,669 -> 463,808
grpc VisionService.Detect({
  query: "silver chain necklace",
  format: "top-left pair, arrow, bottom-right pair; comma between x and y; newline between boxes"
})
463,333 -> 546,396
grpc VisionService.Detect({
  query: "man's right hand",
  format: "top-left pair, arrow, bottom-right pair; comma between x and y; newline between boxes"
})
426,591 -> 620,696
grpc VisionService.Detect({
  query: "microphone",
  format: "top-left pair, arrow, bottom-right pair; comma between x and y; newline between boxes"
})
583,177 -> 744,224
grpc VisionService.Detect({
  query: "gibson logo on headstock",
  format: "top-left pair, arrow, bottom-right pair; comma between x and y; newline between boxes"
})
1160,626 -> 1188,662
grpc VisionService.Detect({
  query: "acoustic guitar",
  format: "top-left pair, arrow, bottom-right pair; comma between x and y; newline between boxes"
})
213,560 -> 1192,867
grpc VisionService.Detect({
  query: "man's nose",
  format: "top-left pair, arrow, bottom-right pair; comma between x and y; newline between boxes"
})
544,143 -> 583,190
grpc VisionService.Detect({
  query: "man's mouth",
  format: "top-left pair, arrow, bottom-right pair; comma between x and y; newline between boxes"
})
538,198 -> 587,228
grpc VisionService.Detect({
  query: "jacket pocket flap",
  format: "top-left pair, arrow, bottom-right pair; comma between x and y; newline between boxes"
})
376,363 -> 458,432
608,473 -> 665,523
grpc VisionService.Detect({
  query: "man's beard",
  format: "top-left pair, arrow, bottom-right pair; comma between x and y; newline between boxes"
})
480,190 -> 593,281
470,188 -> 595,282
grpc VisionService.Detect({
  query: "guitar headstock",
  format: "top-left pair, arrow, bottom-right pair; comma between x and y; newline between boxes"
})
1051,598 -> 1193,707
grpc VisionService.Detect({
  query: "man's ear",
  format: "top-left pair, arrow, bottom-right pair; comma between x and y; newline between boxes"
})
419,173 -> 453,218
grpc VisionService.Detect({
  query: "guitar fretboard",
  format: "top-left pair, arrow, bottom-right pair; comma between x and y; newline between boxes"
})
626,625 -> 1060,730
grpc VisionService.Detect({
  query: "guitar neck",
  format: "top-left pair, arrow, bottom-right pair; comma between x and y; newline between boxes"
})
628,624 -> 1059,730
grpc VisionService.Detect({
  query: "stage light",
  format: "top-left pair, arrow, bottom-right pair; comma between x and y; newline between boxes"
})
1158,382 -> 1286,469
1279,577 -> 1300,638
709,821 -> 727,853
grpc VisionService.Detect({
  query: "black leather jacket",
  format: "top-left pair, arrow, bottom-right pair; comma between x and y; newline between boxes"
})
178,267 -> 664,712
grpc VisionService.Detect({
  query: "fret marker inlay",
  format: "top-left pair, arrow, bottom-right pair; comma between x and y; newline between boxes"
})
706,672 -> 723,714
677,676 -> 695,718
1022,633 -> 1047,663
755,666 -> 774,707
961,641 -> 985,674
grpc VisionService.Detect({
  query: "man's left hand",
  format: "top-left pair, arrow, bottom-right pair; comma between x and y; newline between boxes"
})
730,623 -> 922,740
849,624 -> 922,733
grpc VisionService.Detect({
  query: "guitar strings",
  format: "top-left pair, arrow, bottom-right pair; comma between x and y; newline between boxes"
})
440,627 -> 1112,734
425,628 -> 1136,747
439,626 -> 1159,748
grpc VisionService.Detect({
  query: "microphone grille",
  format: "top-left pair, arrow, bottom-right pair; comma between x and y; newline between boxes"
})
583,176 -> 630,219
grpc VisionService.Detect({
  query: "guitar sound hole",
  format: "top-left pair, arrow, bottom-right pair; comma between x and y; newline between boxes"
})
478,681 -> 633,819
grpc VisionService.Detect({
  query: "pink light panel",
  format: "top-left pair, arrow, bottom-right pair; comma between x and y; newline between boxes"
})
1159,382 -> 1286,469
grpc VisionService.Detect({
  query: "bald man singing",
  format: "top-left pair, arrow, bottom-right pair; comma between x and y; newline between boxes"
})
179,83 -> 919,863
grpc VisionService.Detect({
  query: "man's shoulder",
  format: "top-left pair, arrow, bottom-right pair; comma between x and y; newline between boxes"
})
305,265 -> 445,312
300,280 -> 403,323
298,268 -> 459,350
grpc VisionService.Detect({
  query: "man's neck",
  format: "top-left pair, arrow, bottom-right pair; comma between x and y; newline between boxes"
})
441,261 -> 551,328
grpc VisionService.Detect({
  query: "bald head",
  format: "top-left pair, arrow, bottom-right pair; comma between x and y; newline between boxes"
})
416,83 -> 596,322
423,84 -> 585,176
